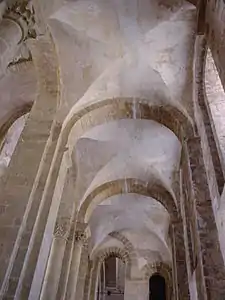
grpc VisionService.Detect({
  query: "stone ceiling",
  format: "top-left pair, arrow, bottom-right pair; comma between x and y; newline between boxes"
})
0,0 -> 198,273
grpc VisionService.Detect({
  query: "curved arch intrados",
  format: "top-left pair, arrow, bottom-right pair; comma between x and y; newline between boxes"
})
93,246 -> 130,265
64,99 -> 194,148
77,178 -> 178,224
90,211 -> 170,258
0,103 -> 32,142
46,100 -> 194,208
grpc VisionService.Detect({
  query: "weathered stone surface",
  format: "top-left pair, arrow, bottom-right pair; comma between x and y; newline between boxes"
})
1,1 -> 225,300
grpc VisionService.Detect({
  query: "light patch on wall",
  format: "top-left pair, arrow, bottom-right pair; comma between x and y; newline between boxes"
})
0,113 -> 28,176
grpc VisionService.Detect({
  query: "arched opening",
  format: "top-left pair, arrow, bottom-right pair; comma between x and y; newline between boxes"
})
97,256 -> 125,300
149,273 -> 166,300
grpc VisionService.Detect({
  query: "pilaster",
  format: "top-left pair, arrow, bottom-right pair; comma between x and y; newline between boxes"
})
74,242 -> 89,300
0,31 -> 59,298
65,226 -> 90,300
39,217 -> 71,300
29,161 -> 75,300
170,221 -> 190,300
83,261 -> 94,300
184,136 -> 225,299
89,261 -> 99,300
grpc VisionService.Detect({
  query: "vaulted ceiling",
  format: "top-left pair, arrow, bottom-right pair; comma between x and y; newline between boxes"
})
0,0 -> 198,272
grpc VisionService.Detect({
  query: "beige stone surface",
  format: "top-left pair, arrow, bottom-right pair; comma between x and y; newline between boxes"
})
1,0 -> 225,299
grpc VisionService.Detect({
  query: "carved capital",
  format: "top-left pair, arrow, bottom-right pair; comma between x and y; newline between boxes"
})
5,0 -> 37,42
54,217 -> 71,240
75,230 -> 88,244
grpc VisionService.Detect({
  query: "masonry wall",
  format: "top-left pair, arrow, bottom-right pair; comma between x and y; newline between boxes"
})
206,0 -> 225,89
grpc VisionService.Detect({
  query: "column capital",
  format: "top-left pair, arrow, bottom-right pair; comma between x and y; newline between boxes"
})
74,223 -> 90,248
74,229 -> 89,246
53,217 -> 71,240
4,0 -> 37,42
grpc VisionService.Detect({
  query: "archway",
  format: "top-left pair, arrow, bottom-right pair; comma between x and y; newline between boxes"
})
149,273 -> 166,300
97,256 -> 125,300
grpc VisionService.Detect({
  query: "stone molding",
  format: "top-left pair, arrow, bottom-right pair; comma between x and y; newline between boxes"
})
78,178 -> 179,224
92,246 -> 132,281
109,231 -> 138,262
95,246 -> 130,265
143,261 -> 172,281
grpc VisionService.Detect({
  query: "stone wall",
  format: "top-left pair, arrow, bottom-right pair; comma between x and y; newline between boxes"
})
206,0 -> 225,89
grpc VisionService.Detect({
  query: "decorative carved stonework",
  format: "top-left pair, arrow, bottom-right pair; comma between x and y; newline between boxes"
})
8,43 -> 32,67
54,217 -> 71,240
67,221 -> 75,242
75,230 -> 88,243
5,0 -> 37,41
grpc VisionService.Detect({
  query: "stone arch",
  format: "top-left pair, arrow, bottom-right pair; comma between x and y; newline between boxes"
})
93,246 -> 132,280
89,211 -> 171,266
89,246 -> 132,300
77,178 -> 178,224
64,99 -> 194,145
95,246 -> 130,265
43,101 -> 194,245
109,231 -> 138,264
0,26 -> 61,298
142,261 -> 173,300
0,103 -> 32,144
142,261 -> 172,281
44,100 -> 194,232
48,100 -> 195,189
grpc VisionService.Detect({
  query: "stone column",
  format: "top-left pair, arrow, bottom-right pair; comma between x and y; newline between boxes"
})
170,221 -> 190,300
39,217 -> 71,300
74,243 -> 89,300
184,136 -> 225,299
0,32 -> 59,299
29,162 -> 75,300
64,232 -> 86,300
55,225 -> 75,300
124,279 -> 148,300
83,261 -> 94,300
98,272 -> 101,300
89,261 -> 100,300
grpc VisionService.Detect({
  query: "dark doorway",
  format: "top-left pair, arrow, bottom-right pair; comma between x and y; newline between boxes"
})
149,273 -> 166,300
